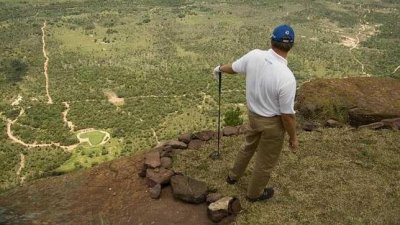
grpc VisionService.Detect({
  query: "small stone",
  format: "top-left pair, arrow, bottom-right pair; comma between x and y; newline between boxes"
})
164,140 -> 188,149
302,121 -> 318,132
188,139 -> 204,150
144,151 -> 161,169
324,119 -> 343,128
146,168 -> 175,187
206,193 -> 223,204
223,126 -> 238,136
108,188 -> 112,191
193,130 -> 215,141
178,133 -> 192,144
160,157 -> 173,169
207,197 -> 232,222
358,122 -> 385,130
149,184 -> 162,199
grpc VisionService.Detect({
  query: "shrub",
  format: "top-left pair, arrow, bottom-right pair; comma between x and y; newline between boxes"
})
224,107 -> 243,126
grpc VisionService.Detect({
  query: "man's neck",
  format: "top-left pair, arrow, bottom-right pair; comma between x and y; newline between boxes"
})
271,47 -> 288,59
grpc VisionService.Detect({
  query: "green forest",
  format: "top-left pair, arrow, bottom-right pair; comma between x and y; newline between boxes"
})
0,0 -> 399,191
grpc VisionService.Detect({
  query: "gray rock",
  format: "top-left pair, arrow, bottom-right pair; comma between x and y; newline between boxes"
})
302,121 -> 319,132
149,184 -> 161,199
193,130 -> 215,141
207,197 -> 232,222
223,126 -> 238,136
207,197 -> 242,223
178,133 -> 192,144
164,140 -> 188,149
144,151 -> 161,169
171,175 -> 208,204
160,157 -> 173,169
146,168 -> 175,187
324,119 -> 343,128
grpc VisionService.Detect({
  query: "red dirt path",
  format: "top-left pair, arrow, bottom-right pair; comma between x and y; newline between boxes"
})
0,155 -> 215,225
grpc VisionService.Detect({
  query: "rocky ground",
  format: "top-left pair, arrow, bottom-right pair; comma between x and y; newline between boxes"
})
0,155 -> 214,225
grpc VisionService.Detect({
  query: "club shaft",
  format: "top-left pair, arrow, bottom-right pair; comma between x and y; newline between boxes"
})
217,72 -> 222,155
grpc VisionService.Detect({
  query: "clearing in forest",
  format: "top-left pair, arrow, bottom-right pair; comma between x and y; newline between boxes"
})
77,130 -> 109,146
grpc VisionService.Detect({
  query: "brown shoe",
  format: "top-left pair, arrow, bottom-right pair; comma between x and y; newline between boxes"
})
246,187 -> 274,202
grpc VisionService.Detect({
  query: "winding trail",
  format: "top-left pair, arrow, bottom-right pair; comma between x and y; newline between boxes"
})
62,102 -> 75,132
349,23 -> 369,76
16,153 -> 25,184
6,108 -> 78,151
41,21 -> 53,104
393,65 -> 400,74
151,128 -> 160,145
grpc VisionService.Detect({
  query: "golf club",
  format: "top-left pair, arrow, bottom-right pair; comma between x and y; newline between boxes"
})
210,70 -> 222,160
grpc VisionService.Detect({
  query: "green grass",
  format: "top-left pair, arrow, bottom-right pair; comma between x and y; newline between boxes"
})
173,128 -> 400,224
78,130 -> 107,145
56,138 -> 122,173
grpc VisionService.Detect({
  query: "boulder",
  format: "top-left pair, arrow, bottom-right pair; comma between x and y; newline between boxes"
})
296,77 -> 400,126
188,139 -> 205,150
160,157 -> 173,169
206,193 -> 223,204
223,126 -> 238,136
207,197 -> 242,223
178,133 -> 192,144
146,168 -> 175,187
170,175 -> 208,204
144,151 -> 161,169
193,130 -> 215,141
164,140 -> 188,149
149,184 -> 161,199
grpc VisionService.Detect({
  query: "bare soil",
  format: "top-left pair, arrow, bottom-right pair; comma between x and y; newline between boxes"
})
0,155 -> 214,225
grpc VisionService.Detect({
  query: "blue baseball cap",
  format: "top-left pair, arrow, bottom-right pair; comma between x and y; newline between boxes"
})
271,24 -> 295,43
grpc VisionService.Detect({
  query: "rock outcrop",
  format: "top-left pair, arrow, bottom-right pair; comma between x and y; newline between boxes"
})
296,77 -> 400,127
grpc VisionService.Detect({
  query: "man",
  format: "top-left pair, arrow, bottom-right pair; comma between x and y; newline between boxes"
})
213,24 -> 298,202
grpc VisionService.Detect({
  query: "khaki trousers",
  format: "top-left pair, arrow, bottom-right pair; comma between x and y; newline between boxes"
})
229,111 -> 284,198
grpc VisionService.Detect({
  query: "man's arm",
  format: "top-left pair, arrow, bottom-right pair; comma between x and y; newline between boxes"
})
220,64 -> 237,74
280,114 -> 299,152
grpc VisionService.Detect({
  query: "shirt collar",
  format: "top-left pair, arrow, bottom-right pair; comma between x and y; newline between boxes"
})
268,49 -> 288,65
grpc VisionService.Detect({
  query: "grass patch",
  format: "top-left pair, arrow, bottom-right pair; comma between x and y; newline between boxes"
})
78,130 -> 107,145
173,128 -> 400,224
56,138 -> 122,173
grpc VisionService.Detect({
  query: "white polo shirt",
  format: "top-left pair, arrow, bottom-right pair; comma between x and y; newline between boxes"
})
232,49 -> 296,117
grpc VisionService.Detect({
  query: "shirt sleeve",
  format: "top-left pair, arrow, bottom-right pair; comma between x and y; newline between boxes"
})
279,80 -> 296,114
232,50 -> 255,74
